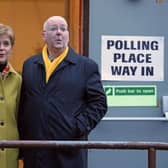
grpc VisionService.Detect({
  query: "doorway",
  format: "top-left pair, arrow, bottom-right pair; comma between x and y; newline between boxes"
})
0,0 -> 83,72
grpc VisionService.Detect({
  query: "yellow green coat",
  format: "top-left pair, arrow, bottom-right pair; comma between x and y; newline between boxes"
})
0,64 -> 21,168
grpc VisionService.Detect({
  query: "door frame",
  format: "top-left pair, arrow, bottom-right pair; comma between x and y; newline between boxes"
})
69,0 -> 89,56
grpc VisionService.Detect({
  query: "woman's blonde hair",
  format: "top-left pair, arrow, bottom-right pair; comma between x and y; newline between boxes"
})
0,23 -> 15,46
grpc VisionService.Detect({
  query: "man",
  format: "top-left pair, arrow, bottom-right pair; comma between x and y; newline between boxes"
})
18,16 -> 107,168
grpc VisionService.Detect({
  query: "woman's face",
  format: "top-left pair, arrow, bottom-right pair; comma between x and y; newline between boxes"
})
0,34 -> 12,63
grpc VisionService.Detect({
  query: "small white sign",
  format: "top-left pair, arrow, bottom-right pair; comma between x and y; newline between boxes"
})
101,35 -> 164,81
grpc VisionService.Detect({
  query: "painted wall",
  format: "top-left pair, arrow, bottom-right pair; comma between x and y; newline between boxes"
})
88,0 -> 168,168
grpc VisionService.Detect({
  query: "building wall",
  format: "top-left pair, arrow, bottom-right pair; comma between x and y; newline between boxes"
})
88,0 -> 168,168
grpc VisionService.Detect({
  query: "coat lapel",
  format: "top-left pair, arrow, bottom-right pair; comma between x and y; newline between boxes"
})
53,48 -> 78,73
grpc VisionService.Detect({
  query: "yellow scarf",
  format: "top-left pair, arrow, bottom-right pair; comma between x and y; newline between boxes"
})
42,44 -> 69,83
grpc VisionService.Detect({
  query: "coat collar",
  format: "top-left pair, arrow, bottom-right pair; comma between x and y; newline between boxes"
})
64,47 -> 78,64
0,63 -> 19,80
8,63 -> 18,75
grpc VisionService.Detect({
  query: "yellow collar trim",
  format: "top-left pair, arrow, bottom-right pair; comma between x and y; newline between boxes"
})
42,45 -> 69,82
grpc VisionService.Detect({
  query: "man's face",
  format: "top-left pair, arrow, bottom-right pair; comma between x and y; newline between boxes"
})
43,17 -> 69,51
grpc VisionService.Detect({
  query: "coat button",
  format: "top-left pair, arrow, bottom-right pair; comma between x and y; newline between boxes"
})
0,121 -> 4,126
0,96 -> 4,101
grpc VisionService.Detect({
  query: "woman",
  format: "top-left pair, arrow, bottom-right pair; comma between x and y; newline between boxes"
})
0,23 -> 21,168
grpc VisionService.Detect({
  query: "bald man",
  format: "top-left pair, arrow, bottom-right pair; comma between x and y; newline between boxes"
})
18,16 -> 107,168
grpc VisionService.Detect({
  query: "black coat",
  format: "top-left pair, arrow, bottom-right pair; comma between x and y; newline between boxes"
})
18,48 -> 107,168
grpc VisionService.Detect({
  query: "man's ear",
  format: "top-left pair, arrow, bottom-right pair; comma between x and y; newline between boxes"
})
42,31 -> 46,41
